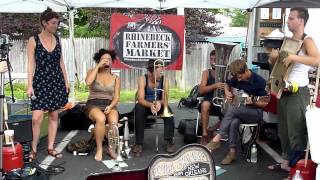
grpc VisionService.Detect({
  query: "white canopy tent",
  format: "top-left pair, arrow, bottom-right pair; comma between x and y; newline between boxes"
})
1,1 -> 320,179
1,0 -> 320,101
1,0 -> 319,12
0,0 -> 278,11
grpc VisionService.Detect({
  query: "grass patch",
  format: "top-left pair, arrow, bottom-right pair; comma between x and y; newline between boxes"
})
5,83 -> 191,102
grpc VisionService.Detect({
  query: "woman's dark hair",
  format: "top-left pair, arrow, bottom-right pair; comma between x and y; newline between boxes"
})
93,49 -> 117,63
40,7 -> 60,27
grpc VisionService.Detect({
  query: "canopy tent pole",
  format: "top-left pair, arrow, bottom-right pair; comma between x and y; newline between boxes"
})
177,7 -> 186,90
246,8 -> 257,68
68,8 -> 76,104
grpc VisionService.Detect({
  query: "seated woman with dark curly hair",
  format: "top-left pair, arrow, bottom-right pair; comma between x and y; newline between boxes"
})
84,49 -> 120,161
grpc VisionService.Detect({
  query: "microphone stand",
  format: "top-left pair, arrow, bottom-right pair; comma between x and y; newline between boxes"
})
0,67 -> 5,178
0,40 -> 13,177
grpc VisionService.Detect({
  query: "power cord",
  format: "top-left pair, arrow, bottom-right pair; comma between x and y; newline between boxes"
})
36,162 -> 65,175
27,161 -> 66,176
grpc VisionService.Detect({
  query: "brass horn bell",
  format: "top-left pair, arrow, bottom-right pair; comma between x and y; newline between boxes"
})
159,77 -> 173,118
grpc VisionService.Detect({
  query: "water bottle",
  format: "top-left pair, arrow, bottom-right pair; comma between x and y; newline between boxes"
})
250,144 -> 257,163
123,119 -> 129,141
292,170 -> 303,180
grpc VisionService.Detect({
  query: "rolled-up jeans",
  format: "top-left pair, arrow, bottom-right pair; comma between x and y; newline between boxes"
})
218,105 -> 263,148
134,103 -> 175,145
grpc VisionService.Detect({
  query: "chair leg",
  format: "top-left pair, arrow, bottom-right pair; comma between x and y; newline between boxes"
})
252,125 -> 263,155
155,135 -> 159,152
196,112 -> 200,136
245,125 -> 262,159
239,127 -> 246,152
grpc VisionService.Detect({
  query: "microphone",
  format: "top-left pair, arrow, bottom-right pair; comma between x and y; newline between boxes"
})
31,95 -> 36,100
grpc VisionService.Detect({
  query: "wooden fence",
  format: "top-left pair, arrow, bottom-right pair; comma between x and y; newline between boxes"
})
7,38 -> 241,90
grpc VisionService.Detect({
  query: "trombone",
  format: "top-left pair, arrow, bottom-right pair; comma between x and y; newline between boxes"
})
153,59 -> 173,118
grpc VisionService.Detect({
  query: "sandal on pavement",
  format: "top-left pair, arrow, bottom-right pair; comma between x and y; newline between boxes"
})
29,150 -> 37,162
267,163 -> 290,172
47,149 -> 63,159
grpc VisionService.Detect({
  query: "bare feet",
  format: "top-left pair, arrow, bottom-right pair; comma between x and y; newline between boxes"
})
94,150 -> 103,161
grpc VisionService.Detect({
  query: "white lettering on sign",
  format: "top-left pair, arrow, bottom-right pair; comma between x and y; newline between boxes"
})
151,150 -> 210,177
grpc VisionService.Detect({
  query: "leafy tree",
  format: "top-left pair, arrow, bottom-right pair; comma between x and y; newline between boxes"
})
0,13 -> 41,39
185,8 -> 222,41
71,8 -> 222,43
70,8 -> 111,37
210,9 -> 248,27
1,8 -> 222,41
229,9 -> 248,27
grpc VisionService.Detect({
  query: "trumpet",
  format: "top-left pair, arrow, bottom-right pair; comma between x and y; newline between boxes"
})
153,59 -> 173,118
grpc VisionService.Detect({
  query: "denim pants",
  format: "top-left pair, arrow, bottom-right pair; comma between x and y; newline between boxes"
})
134,103 -> 175,144
218,105 -> 262,147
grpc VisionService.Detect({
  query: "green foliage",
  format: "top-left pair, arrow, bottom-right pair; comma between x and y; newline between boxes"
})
5,83 -> 191,102
169,88 -> 190,101
185,9 -> 222,37
119,91 -> 136,102
1,7 -> 223,39
210,9 -> 248,27
63,8 -> 110,38
230,9 -> 248,27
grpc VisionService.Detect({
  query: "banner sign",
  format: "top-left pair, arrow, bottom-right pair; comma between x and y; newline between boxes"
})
110,13 -> 185,70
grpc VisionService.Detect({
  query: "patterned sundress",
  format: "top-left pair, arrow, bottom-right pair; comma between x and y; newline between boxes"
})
31,34 -> 68,111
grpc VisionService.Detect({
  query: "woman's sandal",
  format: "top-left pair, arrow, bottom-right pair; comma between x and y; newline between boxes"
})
47,149 -> 63,159
29,150 -> 37,162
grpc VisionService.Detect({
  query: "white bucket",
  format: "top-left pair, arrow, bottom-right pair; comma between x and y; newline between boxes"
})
306,107 -> 320,163
4,130 -> 14,145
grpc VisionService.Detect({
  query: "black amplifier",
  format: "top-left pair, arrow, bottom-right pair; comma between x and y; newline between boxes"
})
8,114 -> 32,143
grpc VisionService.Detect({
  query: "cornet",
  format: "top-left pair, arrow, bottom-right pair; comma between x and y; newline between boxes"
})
153,59 -> 173,118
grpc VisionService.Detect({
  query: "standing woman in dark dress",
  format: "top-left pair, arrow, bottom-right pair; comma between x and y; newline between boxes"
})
26,7 -> 69,161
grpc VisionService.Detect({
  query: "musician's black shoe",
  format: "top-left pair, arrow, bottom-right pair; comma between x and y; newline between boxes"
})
165,140 -> 176,153
132,144 -> 143,157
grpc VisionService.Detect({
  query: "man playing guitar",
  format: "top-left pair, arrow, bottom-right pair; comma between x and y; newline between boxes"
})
205,59 -> 269,165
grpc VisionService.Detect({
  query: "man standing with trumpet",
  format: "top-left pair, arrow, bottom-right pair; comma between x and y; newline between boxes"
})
132,59 -> 175,157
